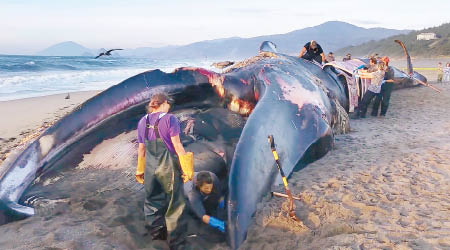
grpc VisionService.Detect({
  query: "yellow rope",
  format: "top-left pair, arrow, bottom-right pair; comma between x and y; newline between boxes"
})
400,67 -> 437,71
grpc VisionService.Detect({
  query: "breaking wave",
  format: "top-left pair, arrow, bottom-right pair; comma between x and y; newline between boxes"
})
0,55 -> 215,101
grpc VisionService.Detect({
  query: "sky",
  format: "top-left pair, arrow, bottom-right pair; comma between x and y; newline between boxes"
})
1,0 -> 449,55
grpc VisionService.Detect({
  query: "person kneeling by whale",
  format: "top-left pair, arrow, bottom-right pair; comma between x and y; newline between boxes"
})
184,171 -> 226,233
135,93 -> 194,249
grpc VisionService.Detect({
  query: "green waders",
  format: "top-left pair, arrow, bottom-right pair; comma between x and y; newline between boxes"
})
143,115 -> 187,249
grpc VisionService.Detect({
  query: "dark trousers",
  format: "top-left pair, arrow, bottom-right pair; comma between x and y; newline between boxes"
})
144,138 -> 187,249
301,54 -> 322,64
358,90 -> 378,118
372,83 -> 394,116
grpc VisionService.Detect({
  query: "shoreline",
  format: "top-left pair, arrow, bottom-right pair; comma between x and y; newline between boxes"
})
0,89 -> 102,103
0,90 -> 101,164
0,89 -> 106,102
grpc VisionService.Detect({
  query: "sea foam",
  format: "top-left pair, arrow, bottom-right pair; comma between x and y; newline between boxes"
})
0,55 -> 215,101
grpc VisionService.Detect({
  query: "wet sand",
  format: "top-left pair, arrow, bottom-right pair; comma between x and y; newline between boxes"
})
0,77 -> 449,249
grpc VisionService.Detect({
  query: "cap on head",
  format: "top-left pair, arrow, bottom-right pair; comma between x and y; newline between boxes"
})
382,56 -> 390,66
149,93 -> 174,108
310,40 -> 317,48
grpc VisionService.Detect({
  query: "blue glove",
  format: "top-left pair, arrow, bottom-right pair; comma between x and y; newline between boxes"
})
208,216 -> 225,233
218,199 -> 225,209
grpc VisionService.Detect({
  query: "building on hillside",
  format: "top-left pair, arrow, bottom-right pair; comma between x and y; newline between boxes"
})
417,33 -> 438,40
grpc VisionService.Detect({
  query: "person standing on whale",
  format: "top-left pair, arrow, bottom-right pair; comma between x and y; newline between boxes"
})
298,40 -> 326,64
135,93 -> 194,249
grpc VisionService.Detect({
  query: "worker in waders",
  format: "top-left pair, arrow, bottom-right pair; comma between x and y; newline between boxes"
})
135,93 -> 194,249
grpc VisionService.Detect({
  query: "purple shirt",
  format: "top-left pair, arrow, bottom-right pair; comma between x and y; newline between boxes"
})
137,112 -> 181,154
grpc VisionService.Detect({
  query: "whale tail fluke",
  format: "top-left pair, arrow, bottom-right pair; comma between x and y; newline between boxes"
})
259,41 -> 278,53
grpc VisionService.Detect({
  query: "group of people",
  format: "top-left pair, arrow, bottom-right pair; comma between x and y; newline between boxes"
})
135,93 -> 225,249
437,62 -> 450,83
356,56 -> 397,118
298,40 -> 397,117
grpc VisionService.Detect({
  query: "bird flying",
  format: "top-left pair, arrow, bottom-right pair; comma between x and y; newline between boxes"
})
94,49 -> 123,59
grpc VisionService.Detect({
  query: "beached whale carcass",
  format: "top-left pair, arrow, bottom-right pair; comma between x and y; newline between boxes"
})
0,40 -> 425,249
0,41 -> 349,247
225,40 -> 431,248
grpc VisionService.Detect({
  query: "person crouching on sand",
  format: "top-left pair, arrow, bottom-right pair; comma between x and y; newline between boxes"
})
357,61 -> 386,118
184,171 -> 226,233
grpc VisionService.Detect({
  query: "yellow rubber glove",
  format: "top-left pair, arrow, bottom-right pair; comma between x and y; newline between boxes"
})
181,174 -> 189,183
136,156 -> 145,184
179,152 -> 194,183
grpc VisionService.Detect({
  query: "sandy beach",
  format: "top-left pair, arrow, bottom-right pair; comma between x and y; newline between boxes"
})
243,80 -> 450,249
0,77 -> 449,249
0,91 -> 101,165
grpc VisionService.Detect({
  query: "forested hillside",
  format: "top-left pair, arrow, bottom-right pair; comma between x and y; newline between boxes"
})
336,23 -> 450,57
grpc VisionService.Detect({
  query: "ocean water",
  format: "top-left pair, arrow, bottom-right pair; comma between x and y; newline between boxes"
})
0,55 -> 216,101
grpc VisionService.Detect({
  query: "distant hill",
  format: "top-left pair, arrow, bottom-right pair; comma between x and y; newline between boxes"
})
120,21 -> 410,59
36,41 -> 94,56
36,21 -> 410,58
336,23 -> 450,58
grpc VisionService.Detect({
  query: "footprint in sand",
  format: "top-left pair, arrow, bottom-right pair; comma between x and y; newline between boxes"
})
83,199 -> 107,211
